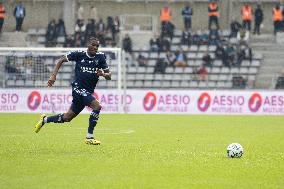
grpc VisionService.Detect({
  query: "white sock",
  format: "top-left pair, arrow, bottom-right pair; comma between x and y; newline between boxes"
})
86,133 -> 94,138
44,117 -> 47,123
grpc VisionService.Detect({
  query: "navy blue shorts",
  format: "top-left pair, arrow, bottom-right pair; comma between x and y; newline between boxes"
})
71,87 -> 95,115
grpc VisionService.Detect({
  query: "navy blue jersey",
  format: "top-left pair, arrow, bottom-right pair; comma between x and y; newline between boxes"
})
66,50 -> 109,93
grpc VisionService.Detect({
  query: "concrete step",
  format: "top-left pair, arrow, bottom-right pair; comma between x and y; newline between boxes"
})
0,32 -> 27,47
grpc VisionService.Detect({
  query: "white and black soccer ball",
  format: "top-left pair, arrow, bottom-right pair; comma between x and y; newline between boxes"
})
227,143 -> 244,158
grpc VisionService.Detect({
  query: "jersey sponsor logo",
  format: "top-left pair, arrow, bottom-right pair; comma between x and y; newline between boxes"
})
248,93 -> 262,112
197,92 -> 211,112
80,66 -> 97,74
143,92 -> 157,111
27,91 -> 41,111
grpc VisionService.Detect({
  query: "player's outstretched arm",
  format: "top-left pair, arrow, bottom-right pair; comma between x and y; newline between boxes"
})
47,56 -> 68,87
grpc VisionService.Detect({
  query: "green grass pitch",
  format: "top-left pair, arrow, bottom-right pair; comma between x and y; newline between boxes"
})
0,113 -> 283,189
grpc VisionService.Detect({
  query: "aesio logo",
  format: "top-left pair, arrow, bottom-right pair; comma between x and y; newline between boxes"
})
248,93 -> 262,112
27,91 -> 41,110
143,92 -> 157,111
198,92 -> 211,112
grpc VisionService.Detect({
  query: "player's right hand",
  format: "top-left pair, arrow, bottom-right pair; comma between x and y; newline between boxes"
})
47,74 -> 56,87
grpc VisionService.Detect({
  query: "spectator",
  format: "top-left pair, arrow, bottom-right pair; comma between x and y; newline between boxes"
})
137,53 -> 148,67
64,35 -> 74,47
181,3 -> 193,30
181,29 -> 191,46
236,44 -> 252,66
154,56 -> 167,74
113,16 -> 120,42
0,2 -> 5,34
230,18 -> 242,38
122,34 -> 132,54
74,19 -> 86,47
273,4 -> 283,35
56,18 -> 66,37
209,25 -> 220,45
215,43 -> 230,67
13,2 -> 25,32
226,44 -> 236,66
191,32 -> 200,46
160,4 -> 172,27
85,19 -> 96,42
89,6 -> 98,23
208,0 -> 220,30
160,37 -> 171,52
149,35 -> 161,52
241,4 -> 252,31
161,21 -> 175,40
96,18 -> 105,45
77,3 -> 84,22
253,3 -> 263,35
174,50 -> 187,67
196,64 -> 208,81
237,28 -> 249,45
202,52 -> 212,67
166,51 -> 176,67
45,19 -> 57,47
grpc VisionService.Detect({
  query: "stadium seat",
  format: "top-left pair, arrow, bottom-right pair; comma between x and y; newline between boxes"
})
37,36 -> 46,43
148,60 -> 156,67
180,81 -> 190,88
187,53 -> 196,59
37,28 -> 46,35
231,67 -> 239,74
216,81 -> 225,88
220,67 -> 230,74
28,28 -> 37,35
149,52 -> 158,59
199,45 -> 208,51
240,67 -> 248,74
172,74 -> 182,81
137,67 -> 146,73
127,74 -> 135,80
225,82 -> 233,88
134,81 -> 143,88
174,67 -> 184,73
152,80 -> 161,88
213,60 -> 222,67
248,67 -> 258,74
209,74 -> 218,81
184,67 -> 194,73
181,45 -> 189,51
144,81 -> 152,88
242,60 -> 250,67
199,81 -> 207,88
162,81 -> 171,88
211,67 -> 220,74
209,45 -> 217,52
165,67 -> 174,74
208,81 -> 216,88
219,74 -> 228,81
154,74 -> 164,80
128,67 -> 137,73
251,60 -> 260,67
144,74 -> 154,80
171,81 -> 180,88
126,81 -> 134,88
189,81 -> 198,88
136,74 -> 144,80
189,45 -> 198,51
6,80 -> 15,87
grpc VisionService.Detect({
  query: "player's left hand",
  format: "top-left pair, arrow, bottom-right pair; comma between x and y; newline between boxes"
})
96,69 -> 105,77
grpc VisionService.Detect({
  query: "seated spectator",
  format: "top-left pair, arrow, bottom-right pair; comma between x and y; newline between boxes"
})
181,29 -> 191,46
166,51 -> 176,67
236,44 -> 252,66
137,53 -> 148,67
215,43 -> 230,67
154,56 -> 167,74
202,52 -> 212,67
230,18 -> 242,38
56,18 -> 66,37
237,28 -> 249,45
122,34 -> 132,54
149,35 -> 161,52
199,33 -> 209,45
174,50 -> 187,67
196,64 -> 208,81
64,35 -> 74,47
233,76 -> 247,89
226,44 -> 236,65
160,37 -> 171,52
46,19 -> 57,47
191,32 -> 200,46
209,26 -> 220,45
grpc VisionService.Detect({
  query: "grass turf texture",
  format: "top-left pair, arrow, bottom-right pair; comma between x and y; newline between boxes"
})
0,114 -> 283,189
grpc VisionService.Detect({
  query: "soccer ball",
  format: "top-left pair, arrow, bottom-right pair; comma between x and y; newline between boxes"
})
227,143 -> 244,158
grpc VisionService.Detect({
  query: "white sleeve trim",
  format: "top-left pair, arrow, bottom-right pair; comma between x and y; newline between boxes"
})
102,66 -> 110,70
65,54 -> 70,62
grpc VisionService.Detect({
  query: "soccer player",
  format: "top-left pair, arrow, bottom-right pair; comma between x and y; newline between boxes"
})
34,37 -> 111,145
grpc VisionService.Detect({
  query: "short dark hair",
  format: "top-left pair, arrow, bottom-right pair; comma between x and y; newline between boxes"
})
88,37 -> 99,45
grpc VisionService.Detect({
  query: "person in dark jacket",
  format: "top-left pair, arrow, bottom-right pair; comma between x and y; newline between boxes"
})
253,4 -> 263,35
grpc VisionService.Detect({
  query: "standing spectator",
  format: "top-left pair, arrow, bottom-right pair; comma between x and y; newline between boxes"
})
273,4 -> 283,35
181,3 -> 193,30
208,0 -> 219,30
160,4 -> 172,27
85,19 -> 96,42
242,4 -> 252,31
137,53 -> 148,67
122,34 -> 132,54
74,19 -> 86,47
64,35 -> 74,47
96,18 -> 105,45
149,35 -> 160,52
0,2 -> 5,34
13,2 -> 25,32
77,3 -> 84,22
253,3 -> 263,35
56,18 -> 66,37
166,51 -> 176,67
89,6 -> 98,23
46,19 -> 57,47
230,18 -> 242,38
113,16 -> 120,42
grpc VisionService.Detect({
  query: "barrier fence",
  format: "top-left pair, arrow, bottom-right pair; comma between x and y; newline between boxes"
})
1,89 -> 284,115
